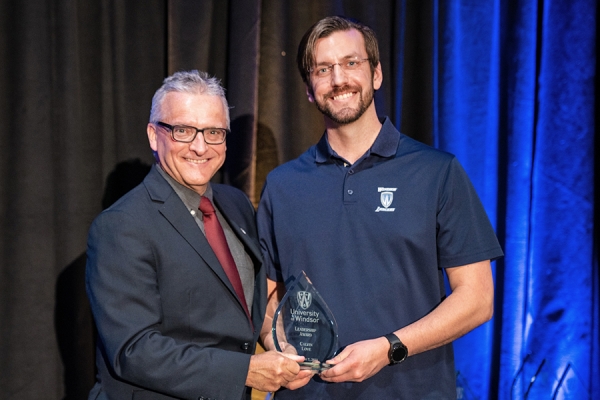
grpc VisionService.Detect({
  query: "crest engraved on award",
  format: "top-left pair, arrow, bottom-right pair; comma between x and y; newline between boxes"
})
272,271 -> 339,372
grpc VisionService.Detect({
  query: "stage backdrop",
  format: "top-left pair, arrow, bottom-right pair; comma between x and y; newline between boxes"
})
0,0 -> 597,399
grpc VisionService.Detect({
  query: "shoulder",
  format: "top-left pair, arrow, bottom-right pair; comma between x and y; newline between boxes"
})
390,135 -> 464,185
377,116 -> 455,165
397,134 -> 455,163
212,182 -> 248,198
91,167 -> 170,230
89,187 -> 150,240
212,183 -> 251,205
212,183 -> 254,214
264,145 -> 318,183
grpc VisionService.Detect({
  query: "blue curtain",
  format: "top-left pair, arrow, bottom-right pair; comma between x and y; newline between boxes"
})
430,0 -> 598,398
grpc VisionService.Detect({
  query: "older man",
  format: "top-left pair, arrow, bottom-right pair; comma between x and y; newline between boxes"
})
86,70 -> 304,400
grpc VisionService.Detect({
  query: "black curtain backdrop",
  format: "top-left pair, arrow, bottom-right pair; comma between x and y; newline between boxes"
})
0,1 -> 597,399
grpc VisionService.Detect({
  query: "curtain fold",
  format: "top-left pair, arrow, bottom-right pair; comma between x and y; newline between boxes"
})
434,1 -> 501,396
224,0 -> 261,201
497,2 -> 539,398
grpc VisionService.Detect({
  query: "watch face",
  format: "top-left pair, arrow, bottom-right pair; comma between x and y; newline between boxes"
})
391,343 -> 407,363
385,333 -> 408,365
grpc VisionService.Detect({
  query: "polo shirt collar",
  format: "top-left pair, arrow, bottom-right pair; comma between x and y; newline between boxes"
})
315,117 -> 400,164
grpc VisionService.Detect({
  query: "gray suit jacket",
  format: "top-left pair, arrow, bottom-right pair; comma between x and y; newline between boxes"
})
86,165 -> 266,400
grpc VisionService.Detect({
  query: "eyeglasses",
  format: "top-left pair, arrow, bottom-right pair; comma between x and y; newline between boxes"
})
156,121 -> 228,144
310,58 -> 370,78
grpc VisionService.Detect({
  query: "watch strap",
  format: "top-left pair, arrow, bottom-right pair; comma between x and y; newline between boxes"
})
384,333 -> 408,365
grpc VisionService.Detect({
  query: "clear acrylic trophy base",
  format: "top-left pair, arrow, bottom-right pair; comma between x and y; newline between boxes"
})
299,361 -> 333,372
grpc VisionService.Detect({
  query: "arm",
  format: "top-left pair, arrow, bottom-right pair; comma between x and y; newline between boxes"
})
87,209 -> 253,398
320,260 -> 494,383
87,209 -> 305,397
259,278 -> 282,352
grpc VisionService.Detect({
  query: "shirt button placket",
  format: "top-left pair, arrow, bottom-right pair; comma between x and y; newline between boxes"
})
343,169 -> 355,203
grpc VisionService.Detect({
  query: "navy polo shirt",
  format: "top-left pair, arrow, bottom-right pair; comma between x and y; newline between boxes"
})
257,117 -> 503,399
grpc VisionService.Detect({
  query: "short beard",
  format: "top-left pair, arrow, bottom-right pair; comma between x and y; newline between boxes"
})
314,83 -> 375,125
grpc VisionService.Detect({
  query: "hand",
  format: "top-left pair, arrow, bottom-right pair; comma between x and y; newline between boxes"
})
283,368 -> 315,390
245,350 -> 306,392
319,337 -> 389,383
274,342 -> 315,389
278,341 -> 299,356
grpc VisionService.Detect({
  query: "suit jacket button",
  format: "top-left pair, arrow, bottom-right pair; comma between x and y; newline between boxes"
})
241,342 -> 250,351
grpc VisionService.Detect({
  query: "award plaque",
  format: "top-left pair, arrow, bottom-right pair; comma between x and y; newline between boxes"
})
272,271 -> 339,372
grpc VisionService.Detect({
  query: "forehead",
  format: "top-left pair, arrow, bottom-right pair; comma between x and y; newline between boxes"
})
314,29 -> 367,63
160,91 -> 226,123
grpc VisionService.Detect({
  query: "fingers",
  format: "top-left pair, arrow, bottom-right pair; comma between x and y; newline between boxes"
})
246,351 -> 310,392
319,339 -> 388,383
319,360 -> 361,382
279,342 -> 299,355
326,348 -> 349,365
281,353 -> 304,362
284,370 -> 315,390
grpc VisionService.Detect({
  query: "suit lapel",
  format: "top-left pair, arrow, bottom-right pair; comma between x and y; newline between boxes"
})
213,196 -> 262,263
144,167 -> 240,304
213,185 -> 265,330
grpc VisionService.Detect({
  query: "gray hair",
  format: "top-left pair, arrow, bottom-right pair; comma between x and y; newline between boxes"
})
149,70 -> 230,128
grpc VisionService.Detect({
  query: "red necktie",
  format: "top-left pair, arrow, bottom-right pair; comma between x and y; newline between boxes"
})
199,196 -> 251,323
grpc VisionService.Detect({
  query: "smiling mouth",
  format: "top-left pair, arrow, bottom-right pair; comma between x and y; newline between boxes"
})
332,92 -> 355,101
185,158 -> 208,164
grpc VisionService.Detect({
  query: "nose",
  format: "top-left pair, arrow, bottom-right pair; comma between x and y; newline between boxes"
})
330,63 -> 348,86
189,132 -> 209,153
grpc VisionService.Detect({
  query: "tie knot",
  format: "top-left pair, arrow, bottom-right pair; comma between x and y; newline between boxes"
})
199,196 -> 215,216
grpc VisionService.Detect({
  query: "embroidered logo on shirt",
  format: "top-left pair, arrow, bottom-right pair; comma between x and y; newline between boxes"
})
375,187 -> 397,212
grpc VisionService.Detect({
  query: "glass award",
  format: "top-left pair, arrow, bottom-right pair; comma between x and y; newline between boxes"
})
272,271 -> 339,372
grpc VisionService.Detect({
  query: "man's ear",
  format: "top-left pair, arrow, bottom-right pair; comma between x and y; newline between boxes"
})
373,62 -> 383,91
306,86 -> 315,103
147,123 -> 158,151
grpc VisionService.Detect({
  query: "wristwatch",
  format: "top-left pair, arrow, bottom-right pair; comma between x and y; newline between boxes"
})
384,333 -> 408,365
